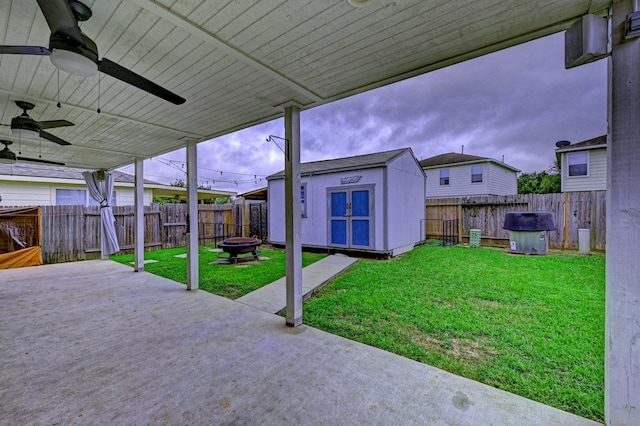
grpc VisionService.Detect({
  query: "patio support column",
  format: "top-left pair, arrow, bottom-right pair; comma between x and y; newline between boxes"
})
186,140 -> 199,291
283,102 -> 302,327
133,157 -> 145,272
606,1 -> 640,424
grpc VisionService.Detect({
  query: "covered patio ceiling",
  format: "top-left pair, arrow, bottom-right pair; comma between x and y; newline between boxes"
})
0,0 -> 609,171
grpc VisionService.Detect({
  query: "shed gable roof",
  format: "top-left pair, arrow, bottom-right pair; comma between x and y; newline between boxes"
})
268,148 -> 415,179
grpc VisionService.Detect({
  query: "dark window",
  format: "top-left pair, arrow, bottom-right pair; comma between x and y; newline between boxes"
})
56,189 -> 86,205
56,188 -> 117,206
439,169 -> 449,185
301,183 -> 307,217
568,152 -> 588,176
471,165 -> 483,183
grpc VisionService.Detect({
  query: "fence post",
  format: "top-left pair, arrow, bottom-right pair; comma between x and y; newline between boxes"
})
457,204 -> 463,243
563,192 -> 569,249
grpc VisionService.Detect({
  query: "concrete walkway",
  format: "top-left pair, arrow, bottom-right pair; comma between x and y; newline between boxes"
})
0,260 -> 600,425
236,254 -> 358,313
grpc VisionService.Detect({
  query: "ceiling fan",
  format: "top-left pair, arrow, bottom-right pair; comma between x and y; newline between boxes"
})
1,101 -> 74,146
0,0 -> 186,105
0,140 -> 65,166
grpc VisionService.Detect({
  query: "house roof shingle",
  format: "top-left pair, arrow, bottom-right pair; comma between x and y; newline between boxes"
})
555,135 -> 607,151
419,153 -> 489,168
0,163 -> 158,184
267,148 -> 415,179
419,152 -> 520,172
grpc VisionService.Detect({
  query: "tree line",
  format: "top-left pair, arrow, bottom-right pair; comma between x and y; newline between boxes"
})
517,160 -> 561,194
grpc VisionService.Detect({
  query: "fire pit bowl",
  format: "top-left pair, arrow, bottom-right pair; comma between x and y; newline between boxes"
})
217,237 -> 262,264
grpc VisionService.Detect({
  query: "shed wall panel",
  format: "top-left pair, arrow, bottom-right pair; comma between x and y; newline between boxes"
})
270,168 -> 387,251
386,152 -> 426,249
268,179 -> 286,244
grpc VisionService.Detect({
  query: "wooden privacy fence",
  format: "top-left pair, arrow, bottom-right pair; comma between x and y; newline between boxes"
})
425,192 -> 606,251
39,203 -> 268,264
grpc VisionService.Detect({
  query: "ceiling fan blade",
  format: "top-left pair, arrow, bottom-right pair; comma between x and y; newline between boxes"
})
41,131 -> 72,146
39,120 -> 75,129
0,45 -> 51,56
17,156 -> 65,166
36,0 -> 84,46
98,57 -> 186,105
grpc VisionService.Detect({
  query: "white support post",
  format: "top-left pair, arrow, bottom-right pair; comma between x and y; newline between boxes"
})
283,103 -> 302,326
186,140 -> 199,291
606,1 -> 640,424
134,158 -> 145,272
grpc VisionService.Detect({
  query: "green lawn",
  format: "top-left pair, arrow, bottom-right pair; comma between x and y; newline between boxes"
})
111,245 -> 326,299
302,245 -> 605,422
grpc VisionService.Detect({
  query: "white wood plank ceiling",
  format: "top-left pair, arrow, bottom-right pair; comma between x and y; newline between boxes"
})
0,0 -> 609,170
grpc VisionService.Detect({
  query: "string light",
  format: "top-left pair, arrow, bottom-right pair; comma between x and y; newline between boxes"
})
126,156 -> 270,188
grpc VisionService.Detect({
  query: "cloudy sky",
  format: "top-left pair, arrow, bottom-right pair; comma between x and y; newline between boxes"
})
118,31 -> 608,193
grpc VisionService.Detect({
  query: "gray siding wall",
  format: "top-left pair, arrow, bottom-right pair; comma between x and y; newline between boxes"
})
562,148 -> 607,192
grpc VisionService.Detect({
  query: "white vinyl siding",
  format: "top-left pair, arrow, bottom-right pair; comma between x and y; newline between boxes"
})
0,180 -> 153,206
561,148 -> 607,192
0,182 -> 53,206
115,188 -> 153,206
487,163 -> 518,195
425,162 -> 517,197
385,153 -> 426,251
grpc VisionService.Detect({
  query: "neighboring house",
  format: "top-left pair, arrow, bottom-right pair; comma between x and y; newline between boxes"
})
0,163 -> 235,206
267,148 -> 426,256
419,152 -> 519,197
237,187 -> 267,202
555,135 -> 607,192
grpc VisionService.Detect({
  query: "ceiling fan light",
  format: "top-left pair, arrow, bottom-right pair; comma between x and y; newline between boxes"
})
0,147 -> 17,164
50,48 -> 98,77
11,127 -> 40,139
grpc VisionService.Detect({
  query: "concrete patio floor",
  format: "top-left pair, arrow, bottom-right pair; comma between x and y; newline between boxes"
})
0,260 -> 600,425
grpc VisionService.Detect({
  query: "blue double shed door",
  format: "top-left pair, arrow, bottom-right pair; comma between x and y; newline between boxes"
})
328,186 -> 373,249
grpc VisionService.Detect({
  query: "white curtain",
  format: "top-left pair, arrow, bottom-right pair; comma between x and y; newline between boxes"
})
82,171 -> 120,255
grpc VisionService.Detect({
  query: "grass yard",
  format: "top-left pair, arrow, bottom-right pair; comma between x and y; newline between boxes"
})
302,245 -> 605,422
111,245 -> 326,299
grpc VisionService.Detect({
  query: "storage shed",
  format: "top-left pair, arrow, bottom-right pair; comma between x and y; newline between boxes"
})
267,148 -> 426,256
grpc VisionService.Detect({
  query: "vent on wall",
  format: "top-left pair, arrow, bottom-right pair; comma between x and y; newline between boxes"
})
565,14 -> 608,69
626,11 -> 640,39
